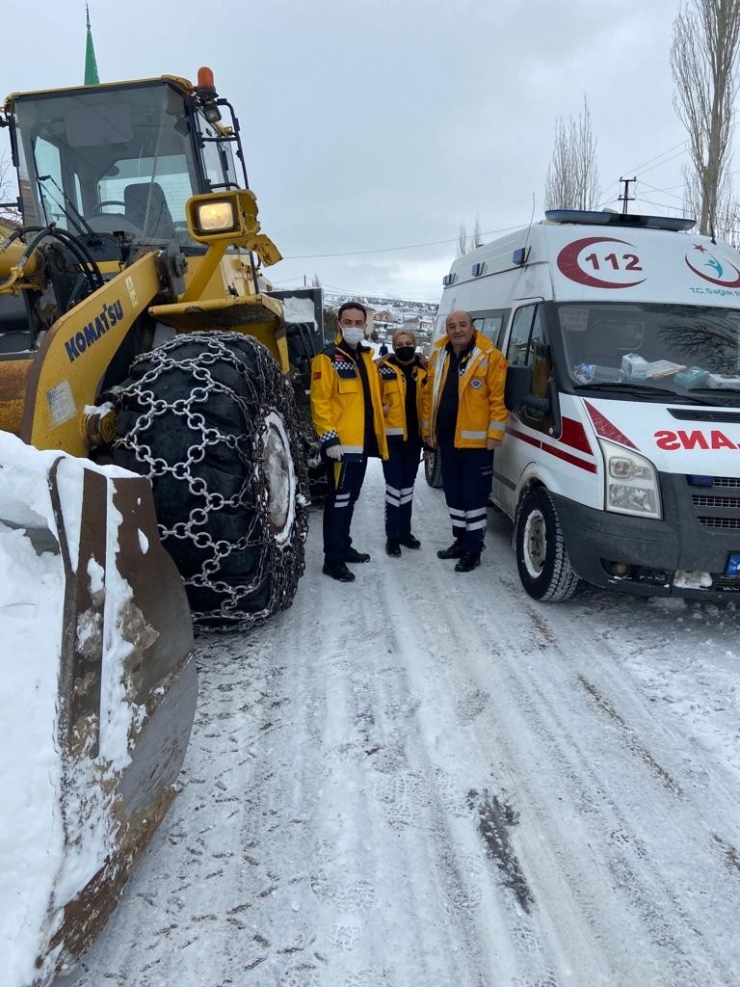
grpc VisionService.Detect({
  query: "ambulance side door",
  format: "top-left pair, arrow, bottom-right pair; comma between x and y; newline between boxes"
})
495,302 -> 552,515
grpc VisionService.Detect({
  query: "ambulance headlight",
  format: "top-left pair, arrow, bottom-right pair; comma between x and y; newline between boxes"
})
599,438 -> 662,519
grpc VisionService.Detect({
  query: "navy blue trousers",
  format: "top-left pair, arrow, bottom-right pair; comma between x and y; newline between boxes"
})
323,455 -> 368,564
382,439 -> 421,538
439,443 -> 493,555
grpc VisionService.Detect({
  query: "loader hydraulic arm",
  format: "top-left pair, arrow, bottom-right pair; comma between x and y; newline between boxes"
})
21,251 -> 168,456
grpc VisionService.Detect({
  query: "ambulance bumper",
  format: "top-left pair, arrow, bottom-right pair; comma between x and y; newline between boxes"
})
552,476 -> 740,600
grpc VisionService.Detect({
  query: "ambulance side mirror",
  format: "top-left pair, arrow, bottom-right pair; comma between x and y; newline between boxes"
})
504,365 -> 533,412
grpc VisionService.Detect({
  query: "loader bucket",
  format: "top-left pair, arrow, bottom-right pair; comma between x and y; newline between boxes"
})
0,434 -> 197,987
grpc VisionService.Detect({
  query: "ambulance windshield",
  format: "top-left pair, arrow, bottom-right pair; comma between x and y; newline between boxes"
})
558,303 -> 740,399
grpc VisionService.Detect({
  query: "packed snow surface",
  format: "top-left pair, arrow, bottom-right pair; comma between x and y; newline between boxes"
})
53,460 -> 740,987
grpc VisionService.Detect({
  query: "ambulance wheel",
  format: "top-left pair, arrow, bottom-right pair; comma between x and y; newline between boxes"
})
111,331 -> 309,628
424,448 -> 443,488
516,487 -> 578,602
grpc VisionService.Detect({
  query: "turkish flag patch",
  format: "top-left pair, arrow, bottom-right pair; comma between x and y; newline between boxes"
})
313,371 -> 322,379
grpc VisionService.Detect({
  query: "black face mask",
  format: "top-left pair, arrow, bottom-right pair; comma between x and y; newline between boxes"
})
395,346 -> 415,363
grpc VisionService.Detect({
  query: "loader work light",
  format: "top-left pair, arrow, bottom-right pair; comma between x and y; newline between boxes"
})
186,188 -> 261,244
194,199 -> 237,234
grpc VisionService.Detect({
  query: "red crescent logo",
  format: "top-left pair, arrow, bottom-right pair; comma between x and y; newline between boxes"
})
684,253 -> 740,287
557,236 -> 646,289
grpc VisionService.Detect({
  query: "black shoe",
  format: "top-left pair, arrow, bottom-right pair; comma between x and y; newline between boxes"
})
437,541 -> 465,560
323,561 -> 356,582
345,546 -> 371,563
398,533 -> 421,549
386,538 -> 401,557
455,553 -> 481,573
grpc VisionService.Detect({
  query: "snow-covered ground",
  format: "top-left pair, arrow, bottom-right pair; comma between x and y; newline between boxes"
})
55,459 -> 740,987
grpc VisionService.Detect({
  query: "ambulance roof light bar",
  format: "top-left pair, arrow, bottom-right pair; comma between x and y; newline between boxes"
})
544,209 -> 696,233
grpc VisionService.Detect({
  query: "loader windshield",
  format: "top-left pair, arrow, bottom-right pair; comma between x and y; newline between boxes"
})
12,80 -> 233,247
558,302 -> 740,405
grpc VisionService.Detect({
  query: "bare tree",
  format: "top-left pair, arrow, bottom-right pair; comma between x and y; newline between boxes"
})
544,95 -> 600,211
671,0 -> 740,236
312,272 -> 321,287
457,216 -> 483,256
457,222 -> 469,256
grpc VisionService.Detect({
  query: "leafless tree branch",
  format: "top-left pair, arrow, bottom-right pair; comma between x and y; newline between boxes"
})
671,0 -> 740,235
544,95 -> 600,211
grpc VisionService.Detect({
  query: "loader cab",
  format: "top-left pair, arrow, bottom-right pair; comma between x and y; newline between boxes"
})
5,74 -> 244,259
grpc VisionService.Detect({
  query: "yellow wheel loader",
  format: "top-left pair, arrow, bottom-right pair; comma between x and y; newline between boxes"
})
0,68 -> 322,986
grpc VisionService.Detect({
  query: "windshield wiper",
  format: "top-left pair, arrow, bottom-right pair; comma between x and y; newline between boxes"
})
687,385 -> 740,393
37,174 -> 96,238
574,382 -> 712,404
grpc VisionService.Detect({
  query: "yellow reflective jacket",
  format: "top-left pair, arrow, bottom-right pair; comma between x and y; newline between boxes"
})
421,332 -> 508,448
377,355 -> 425,442
310,339 -> 389,459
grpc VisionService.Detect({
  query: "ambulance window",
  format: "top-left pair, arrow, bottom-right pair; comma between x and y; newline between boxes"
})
507,305 -> 551,398
507,306 -> 536,366
472,315 -> 505,347
528,308 -> 551,400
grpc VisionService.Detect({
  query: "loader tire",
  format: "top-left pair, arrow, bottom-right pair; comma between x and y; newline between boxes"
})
112,331 -> 309,628
424,448 -> 443,488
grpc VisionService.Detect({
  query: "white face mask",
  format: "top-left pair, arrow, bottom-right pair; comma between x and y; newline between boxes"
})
342,328 -> 364,346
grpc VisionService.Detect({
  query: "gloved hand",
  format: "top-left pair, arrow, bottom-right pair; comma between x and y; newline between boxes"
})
325,445 -> 343,461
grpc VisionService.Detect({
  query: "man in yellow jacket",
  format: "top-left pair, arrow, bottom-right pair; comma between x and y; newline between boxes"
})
310,302 -> 389,582
421,310 -> 508,572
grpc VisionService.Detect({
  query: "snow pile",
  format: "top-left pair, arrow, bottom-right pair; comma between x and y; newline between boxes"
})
0,436 -> 69,986
0,432 -> 145,987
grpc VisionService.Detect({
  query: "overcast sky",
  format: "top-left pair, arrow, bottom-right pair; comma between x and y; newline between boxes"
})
1,0 -> 711,302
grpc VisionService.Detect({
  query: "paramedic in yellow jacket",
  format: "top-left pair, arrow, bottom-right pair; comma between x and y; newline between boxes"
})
422,310 -> 508,572
310,301 -> 389,582
377,327 -> 426,557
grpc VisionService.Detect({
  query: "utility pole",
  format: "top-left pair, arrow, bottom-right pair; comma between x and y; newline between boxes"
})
618,176 -> 636,215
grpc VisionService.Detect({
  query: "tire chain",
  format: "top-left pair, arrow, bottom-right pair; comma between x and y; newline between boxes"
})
112,332 -> 309,628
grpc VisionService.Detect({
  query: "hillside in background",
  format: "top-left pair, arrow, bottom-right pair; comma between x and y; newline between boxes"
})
321,289 -> 438,341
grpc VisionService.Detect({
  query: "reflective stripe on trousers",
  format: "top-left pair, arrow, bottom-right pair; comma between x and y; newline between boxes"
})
323,455 -> 369,563
439,442 -> 493,555
382,439 -> 421,538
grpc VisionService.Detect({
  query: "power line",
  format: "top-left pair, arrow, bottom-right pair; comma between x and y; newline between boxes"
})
599,140 -> 691,208
280,224 -> 523,260
624,139 -> 689,179
638,180 -> 687,204
631,194 -> 688,214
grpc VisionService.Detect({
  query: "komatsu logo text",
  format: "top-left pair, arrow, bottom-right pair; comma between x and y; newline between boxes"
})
64,299 -> 124,362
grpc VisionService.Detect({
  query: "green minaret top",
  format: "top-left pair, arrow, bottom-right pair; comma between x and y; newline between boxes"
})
84,4 -> 100,85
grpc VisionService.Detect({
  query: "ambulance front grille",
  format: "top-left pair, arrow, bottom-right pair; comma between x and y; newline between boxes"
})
696,516 -> 740,530
685,475 -> 740,528
691,494 -> 740,508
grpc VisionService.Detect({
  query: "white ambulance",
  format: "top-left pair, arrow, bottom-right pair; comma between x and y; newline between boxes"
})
430,209 -> 740,602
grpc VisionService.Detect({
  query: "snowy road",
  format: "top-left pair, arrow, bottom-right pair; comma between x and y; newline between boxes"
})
57,460 -> 740,987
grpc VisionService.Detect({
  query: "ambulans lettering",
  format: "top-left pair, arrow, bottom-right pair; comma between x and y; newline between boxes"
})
64,299 -> 124,363
654,429 -> 739,450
